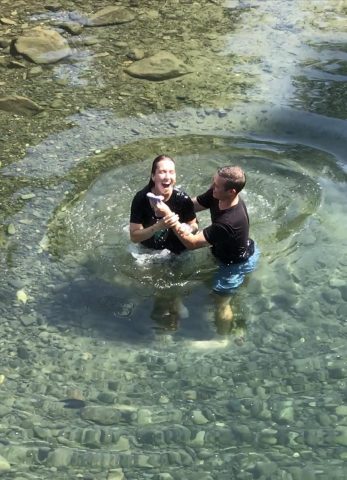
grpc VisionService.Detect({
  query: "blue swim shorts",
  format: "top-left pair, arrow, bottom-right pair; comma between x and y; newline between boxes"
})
212,244 -> 260,295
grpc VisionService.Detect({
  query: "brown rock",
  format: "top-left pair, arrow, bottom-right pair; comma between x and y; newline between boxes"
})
15,27 -> 71,64
0,95 -> 44,115
124,51 -> 192,81
87,6 -> 136,26
0,17 -> 17,26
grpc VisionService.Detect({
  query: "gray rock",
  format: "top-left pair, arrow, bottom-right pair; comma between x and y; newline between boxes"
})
155,474 -> 173,480
232,424 -> 252,442
137,408 -> 152,425
124,51 -> 192,81
17,346 -> 30,360
335,426 -> 347,447
20,314 -> 36,326
29,65 -> 43,77
20,193 -> 36,200
46,447 -> 73,467
273,401 -> 294,424
253,461 -> 277,477
98,392 -> 116,404
81,406 -> 121,425
165,360 -> 178,373
192,410 -> 208,425
83,428 -> 101,448
107,469 -> 125,480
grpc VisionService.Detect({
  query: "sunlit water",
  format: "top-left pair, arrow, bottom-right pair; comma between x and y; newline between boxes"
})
1,1 -> 347,479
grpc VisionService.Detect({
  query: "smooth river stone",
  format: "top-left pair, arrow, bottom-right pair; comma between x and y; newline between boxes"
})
192,410 -> 208,425
15,27 -> 71,64
0,455 -> 10,473
124,51 -> 192,81
81,406 -> 121,425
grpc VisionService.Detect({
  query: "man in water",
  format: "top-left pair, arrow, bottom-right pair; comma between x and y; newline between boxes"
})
157,165 -> 259,326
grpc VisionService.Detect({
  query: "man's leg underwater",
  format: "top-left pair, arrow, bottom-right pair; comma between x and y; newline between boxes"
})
213,292 -> 234,333
211,245 -> 260,332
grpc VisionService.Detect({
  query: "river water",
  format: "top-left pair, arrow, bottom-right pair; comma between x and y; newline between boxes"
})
0,1 -> 346,479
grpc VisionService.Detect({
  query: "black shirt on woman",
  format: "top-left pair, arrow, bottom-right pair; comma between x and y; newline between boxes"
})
130,185 -> 195,254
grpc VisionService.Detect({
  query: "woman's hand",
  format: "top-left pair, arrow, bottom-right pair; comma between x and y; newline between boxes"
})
154,201 -> 172,218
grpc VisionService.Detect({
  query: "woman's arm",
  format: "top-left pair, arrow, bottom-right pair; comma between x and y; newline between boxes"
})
129,213 -> 179,244
129,222 -> 161,243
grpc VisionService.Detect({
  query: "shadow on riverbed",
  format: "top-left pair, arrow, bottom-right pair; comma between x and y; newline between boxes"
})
38,277 -> 222,343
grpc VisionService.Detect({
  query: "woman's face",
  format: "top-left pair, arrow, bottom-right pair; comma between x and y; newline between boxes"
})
151,159 -> 176,198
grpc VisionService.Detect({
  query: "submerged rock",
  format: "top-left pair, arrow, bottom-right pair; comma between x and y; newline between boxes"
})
15,27 -> 71,64
0,455 -> 10,473
124,51 -> 193,81
81,406 -> 122,425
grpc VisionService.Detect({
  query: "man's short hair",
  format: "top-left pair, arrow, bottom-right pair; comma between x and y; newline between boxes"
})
217,166 -> 246,193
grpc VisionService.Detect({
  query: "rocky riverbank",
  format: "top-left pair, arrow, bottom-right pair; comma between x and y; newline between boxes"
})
0,0 -> 247,169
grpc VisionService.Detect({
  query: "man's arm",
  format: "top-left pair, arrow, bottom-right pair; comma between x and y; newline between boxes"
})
185,217 -> 199,234
192,197 -> 207,213
173,222 -> 210,250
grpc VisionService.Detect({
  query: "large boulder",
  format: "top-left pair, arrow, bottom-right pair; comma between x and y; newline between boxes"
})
15,27 -> 71,64
124,51 -> 192,81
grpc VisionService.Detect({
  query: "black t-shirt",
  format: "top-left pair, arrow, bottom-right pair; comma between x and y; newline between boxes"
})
197,188 -> 254,264
130,185 -> 196,254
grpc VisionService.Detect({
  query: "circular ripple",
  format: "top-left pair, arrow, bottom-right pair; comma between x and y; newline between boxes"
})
50,136 -> 322,292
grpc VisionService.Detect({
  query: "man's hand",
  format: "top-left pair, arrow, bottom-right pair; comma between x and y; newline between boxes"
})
158,212 -> 179,229
176,222 -> 193,236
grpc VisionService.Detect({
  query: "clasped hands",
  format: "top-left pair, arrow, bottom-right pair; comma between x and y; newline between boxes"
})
153,201 -> 192,235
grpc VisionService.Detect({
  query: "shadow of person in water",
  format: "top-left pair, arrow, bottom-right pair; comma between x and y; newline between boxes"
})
150,292 -> 189,333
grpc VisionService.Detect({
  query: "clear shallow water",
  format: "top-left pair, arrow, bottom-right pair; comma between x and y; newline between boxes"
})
0,0 -> 347,479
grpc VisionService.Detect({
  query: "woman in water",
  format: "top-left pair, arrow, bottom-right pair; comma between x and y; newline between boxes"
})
130,155 -> 197,254
129,155 -> 197,329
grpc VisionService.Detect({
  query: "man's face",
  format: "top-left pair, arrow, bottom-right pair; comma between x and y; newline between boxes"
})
151,159 -> 176,197
212,173 -> 233,200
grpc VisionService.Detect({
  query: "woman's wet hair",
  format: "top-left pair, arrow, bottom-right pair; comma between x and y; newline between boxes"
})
148,155 -> 175,188
217,166 -> 246,192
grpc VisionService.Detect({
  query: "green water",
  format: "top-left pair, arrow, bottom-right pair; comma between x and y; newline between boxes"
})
0,1 -> 346,479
